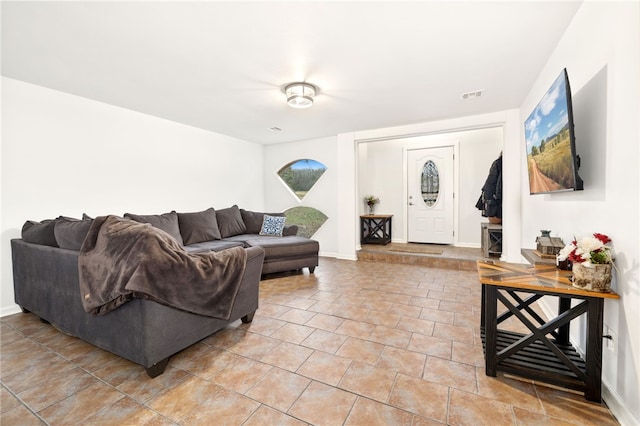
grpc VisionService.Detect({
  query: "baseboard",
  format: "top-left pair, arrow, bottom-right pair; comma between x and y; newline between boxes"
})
319,251 -> 338,258
1,304 -> 22,318
335,254 -> 358,261
602,382 -> 638,426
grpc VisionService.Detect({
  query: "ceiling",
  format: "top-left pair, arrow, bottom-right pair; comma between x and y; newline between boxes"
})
1,1 -> 582,144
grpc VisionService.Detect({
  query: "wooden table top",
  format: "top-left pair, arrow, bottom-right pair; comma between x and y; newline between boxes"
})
360,214 -> 393,219
476,260 -> 620,299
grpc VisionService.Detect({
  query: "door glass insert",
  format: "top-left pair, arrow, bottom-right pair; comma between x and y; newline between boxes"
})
421,160 -> 439,207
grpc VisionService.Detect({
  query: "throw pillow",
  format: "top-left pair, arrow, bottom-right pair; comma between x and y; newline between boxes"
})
216,205 -> 247,238
177,208 -> 222,245
123,211 -> 184,245
240,209 -> 285,234
259,214 -> 286,237
21,219 -> 59,247
54,218 -> 93,250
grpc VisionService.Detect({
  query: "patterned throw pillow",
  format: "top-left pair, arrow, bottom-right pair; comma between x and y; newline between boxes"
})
259,214 -> 286,237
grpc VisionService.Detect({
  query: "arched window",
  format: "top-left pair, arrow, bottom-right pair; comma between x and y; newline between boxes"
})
277,159 -> 327,200
284,206 -> 328,238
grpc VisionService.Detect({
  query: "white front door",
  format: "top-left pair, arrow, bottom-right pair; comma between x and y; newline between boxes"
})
407,146 -> 454,244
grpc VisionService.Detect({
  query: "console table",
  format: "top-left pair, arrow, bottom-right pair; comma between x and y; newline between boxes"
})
477,260 -> 619,402
360,215 -> 392,245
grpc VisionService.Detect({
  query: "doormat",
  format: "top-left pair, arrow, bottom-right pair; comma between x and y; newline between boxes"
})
388,245 -> 443,255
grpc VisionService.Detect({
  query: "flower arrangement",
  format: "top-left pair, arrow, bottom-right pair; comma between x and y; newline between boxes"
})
364,195 -> 380,214
557,233 -> 613,267
364,195 -> 380,207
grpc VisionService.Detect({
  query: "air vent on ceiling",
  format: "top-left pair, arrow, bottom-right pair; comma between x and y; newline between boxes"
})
461,90 -> 484,101
268,126 -> 282,132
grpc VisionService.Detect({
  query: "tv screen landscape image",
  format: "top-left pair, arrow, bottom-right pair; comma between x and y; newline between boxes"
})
524,68 -> 583,194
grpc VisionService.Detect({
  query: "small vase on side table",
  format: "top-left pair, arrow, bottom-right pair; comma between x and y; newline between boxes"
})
572,263 -> 612,292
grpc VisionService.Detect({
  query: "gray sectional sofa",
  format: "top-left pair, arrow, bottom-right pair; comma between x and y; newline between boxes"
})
122,205 -> 319,275
11,205 -> 319,376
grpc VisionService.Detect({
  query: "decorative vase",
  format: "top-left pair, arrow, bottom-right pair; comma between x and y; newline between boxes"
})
571,263 -> 612,292
368,204 -> 375,214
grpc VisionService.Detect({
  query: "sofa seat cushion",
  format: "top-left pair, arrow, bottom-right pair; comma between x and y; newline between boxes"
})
240,236 -> 319,260
184,240 -> 244,254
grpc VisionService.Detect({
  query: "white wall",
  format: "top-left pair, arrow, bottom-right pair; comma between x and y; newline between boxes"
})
519,3 -> 639,424
263,136 -> 339,257
1,78 -> 263,315
357,127 -> 502,246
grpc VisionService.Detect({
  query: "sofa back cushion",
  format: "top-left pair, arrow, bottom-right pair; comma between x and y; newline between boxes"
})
54,218 -> 92,251
240,209 -> 286,234
22,219 -> 59,247
123,211 -> 184,245
216,205 -> 247,238
177,208 -> 221,245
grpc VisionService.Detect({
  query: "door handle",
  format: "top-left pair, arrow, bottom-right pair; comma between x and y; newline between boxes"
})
409,202 -> 414,206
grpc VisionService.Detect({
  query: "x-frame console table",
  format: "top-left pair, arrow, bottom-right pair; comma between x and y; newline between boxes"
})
476,260 -> 619,402
360,215 -> 393,245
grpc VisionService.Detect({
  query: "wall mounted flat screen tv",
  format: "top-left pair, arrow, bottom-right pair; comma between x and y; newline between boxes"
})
524,68 -> 583,194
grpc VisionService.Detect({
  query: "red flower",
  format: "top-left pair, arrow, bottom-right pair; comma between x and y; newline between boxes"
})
593,233 -> 611,244
568,251 -> 585,263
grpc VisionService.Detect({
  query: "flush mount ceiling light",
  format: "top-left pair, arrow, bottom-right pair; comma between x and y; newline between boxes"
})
285,82 -> 316,108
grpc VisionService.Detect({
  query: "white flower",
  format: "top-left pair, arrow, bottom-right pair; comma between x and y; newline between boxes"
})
577,236 -> 605,253
575,247 -> 591,262
557,243 -> 575,261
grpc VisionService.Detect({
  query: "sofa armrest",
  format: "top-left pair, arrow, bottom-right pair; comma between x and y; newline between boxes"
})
245,245 -> 265,262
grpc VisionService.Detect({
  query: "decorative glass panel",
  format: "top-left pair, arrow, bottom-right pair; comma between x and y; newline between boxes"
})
421,160 -> 439,207
277,159 -> 327,200
284,206 -> 328,238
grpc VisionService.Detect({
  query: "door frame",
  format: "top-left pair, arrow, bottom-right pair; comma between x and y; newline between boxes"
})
402,140 -> 460,245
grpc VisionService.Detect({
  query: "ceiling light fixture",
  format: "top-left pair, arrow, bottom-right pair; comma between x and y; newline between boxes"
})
285,82 -> 316,108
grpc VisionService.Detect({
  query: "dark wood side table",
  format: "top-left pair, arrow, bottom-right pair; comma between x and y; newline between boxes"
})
481,222 -> 502,257
360,215 -> 392,245
476,260 -> 619,402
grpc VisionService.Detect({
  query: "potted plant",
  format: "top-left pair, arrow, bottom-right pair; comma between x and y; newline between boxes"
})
364,195 -> 380,214
557,233 -> 614,292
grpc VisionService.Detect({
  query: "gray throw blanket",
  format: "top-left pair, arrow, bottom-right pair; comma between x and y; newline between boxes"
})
79,215 -> 247,319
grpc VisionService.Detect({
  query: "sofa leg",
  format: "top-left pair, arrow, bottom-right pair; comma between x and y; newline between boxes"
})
309,266 -> 316,273
241,311 -> 255,324
145,357 -> 169,378
20,306 -> 30,314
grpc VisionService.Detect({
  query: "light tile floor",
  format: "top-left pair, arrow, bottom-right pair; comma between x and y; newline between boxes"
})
1,257 -> 619,425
